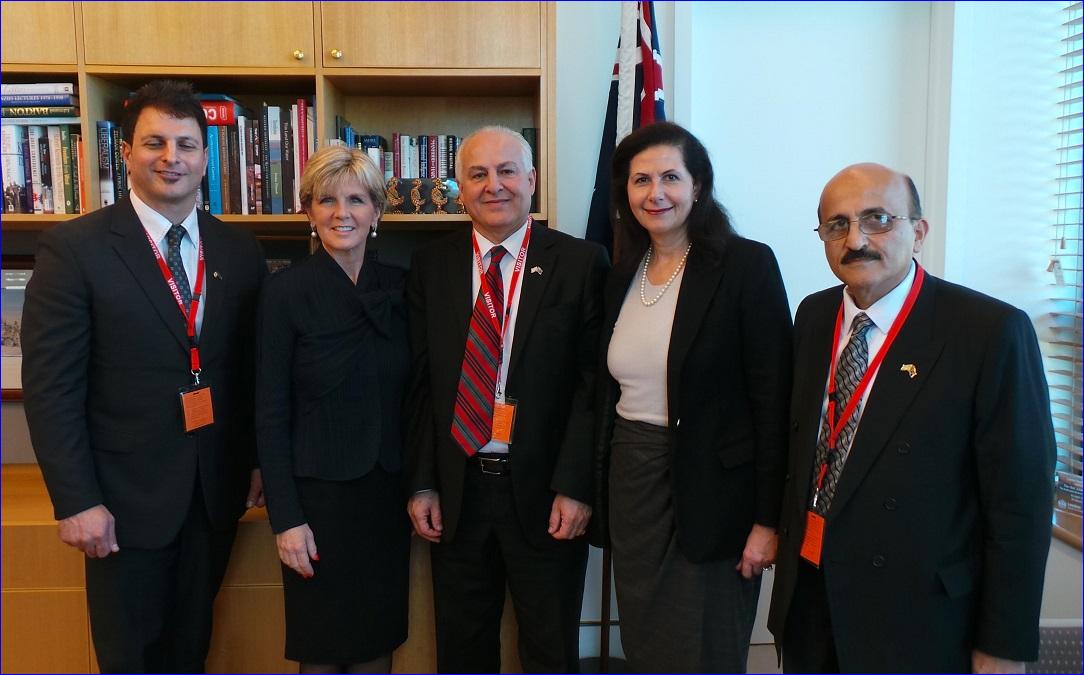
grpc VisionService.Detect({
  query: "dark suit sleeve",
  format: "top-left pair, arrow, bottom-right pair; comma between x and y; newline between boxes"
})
404,249 -> 438,494
22,226 -> 103,520
972,308 -> 1055,661
549,244 -> 610,503
254,274 -> 305,533
739,245 -> 793,528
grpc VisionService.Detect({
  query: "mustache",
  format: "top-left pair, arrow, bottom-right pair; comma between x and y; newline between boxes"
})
841,248 -> 882,264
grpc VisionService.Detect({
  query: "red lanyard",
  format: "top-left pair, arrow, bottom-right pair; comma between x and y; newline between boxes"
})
471,217 -> 532,349
143,227 -> 206,379
814,264 -> 926,492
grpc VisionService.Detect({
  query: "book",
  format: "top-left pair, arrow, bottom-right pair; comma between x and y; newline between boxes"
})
237,116 -> 250,215
72,132 -> 84,214
111,125 -> 127,202
289,104 -> 300,212
206,125 -> 222,214
267,105 -> 283,214
0,93 -> 79,106
1,106 -> 79,118
38,134 -> 54,214
218,126 -> 231,215
1,83 -> 76,95
295,98 -> 308,177
250,118 -> 263,215
60,126 -> 75,214
47,126 -> 66,214
27,125 -> 46,212
1,126 -> 27,213
280,114 -> 294,214
227,124 -> 242,214
200,99 -> 247,126
96,121 -> 115,208
259,105 -> 272,214
1,116 -> 81,127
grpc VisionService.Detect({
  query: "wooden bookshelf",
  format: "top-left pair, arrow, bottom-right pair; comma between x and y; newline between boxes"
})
0,1 -> 557,241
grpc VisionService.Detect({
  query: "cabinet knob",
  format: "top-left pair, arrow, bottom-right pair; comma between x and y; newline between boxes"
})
330,49 -> 344,60
292,49 -> 305,61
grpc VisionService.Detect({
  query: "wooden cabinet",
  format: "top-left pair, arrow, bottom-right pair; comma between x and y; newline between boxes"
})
0,2 -> 78,65
81,2 -> 315,68
320,2 -> 541,69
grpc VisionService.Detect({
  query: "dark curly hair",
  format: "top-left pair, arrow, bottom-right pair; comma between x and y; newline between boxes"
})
610,121 -> 735,265
121,80 -> 207,148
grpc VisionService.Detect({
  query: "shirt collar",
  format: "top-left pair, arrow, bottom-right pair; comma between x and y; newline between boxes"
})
473,219 -> 530,263
129,188 -> 200,246
842,259 -> 916,336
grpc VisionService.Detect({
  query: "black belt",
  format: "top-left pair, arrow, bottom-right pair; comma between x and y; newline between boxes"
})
471,454 -> 510,476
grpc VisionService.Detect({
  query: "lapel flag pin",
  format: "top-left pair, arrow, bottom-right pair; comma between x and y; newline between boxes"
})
212,271 -> 222,280
900,363 -> 917,379
530,266 -> 543,275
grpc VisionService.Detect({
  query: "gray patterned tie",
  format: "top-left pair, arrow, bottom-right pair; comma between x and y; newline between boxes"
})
811,312 -> 875,515
166,223 -> 192,308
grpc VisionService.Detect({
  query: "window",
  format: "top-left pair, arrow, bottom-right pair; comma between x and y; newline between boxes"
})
1049,1 -> 1083,548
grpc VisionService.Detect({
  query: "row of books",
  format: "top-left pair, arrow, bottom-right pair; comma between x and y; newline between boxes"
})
196,97 -> 316,215
1,124 -> 86,215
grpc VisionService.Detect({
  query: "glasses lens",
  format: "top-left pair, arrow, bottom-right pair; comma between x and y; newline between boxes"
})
859,213 -> 893,233
820,219 -> 848,240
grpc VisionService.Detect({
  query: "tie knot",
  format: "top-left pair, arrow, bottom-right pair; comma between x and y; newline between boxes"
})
167,223 -> 186,248
488,246 -> 507,265
851,312 -> 875,339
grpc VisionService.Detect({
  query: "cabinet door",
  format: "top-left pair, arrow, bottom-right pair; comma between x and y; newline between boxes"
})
1,2 -> 77,64
82,2 -> 315,68
321,2 -> 540,68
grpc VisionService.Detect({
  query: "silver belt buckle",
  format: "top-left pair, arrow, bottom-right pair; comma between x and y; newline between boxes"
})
478,456 -> 505,476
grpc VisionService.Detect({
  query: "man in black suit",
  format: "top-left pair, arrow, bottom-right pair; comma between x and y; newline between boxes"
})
22,80 -> 266,673
768,163 -> 1055,673
406,126 -> 607,673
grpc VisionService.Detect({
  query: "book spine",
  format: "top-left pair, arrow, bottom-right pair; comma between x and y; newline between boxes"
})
250,117 -> 263,215
237,117 -> 249,216
219,126 -> 231,215
200,101 -> 241,126
267,106 -> 282,215
0,93 -> 78,106
429,135 -> 439,179
260,105 -> 272,214
96,122 -> 114,208
46,126 -> 65,214
290,103 -> 300,212
206,126 -> 222,214
438,134 -> 448,179
280,114 -> 294,214
20,132 -> 33,212
392,133 -> 401,179
419,135 -> 428,178
111,126 -> 127,202
38,135 -> 54,214
295,98 -> 308,177
1,126 -> 27,213
228,124 -> 242,215
1,106 -> 79,117
1,83 -> 75,95
305,98 -> 315,161
59,125 -> 75,214
28,125 -> 46,212
72,133 -> 83,214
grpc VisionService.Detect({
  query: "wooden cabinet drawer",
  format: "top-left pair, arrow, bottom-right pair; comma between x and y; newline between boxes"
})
1,2 -> 77,65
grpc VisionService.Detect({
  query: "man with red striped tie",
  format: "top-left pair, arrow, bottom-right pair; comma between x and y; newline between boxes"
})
406,126 -> 608,673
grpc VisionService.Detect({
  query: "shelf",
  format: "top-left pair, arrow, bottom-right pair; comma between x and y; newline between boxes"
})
323,69 -> 541,97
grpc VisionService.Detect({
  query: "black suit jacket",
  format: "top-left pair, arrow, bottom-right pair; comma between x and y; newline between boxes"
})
406,223 -> 608,548
768,272 -> 1055,670
22,199 -> 266,548
592,237 -> 793,562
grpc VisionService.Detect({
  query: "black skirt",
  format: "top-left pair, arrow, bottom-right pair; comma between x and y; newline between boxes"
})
282,468 -> 410,664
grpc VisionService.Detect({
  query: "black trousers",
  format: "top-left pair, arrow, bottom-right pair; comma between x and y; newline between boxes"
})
430,467 -> 588,674
781,561 -> 841,673
84,481 -> 237,674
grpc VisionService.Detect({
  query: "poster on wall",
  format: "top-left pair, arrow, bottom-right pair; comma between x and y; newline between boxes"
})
2,261 -> 33,396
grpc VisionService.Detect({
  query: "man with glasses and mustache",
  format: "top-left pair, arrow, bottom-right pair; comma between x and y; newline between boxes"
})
768,163 -> 1054,673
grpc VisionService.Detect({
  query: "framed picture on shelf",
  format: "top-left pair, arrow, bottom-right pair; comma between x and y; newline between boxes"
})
2,255 -> 34,400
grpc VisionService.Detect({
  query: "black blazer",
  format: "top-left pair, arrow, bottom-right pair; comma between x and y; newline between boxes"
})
768,273 -> 1055,670
255,249 -> 409,533
405,223 -> 609,548
592,237 -> 793,562
22,199 -> 266,548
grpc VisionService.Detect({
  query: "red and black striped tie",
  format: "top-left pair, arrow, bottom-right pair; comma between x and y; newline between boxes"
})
452,246 -> 506,456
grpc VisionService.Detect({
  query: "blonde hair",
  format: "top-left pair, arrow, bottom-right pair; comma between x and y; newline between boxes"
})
299,145 -> 386,214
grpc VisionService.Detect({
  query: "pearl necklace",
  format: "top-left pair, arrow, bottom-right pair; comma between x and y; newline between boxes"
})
640,242 -> 692,306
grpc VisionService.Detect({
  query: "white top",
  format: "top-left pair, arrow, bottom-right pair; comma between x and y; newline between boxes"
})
473,219 -> 530,454
129,188 -> 205,335
823,259 -> 918,429
608,257 -> 685,427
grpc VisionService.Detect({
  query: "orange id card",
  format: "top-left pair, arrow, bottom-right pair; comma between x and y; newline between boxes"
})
179,385 -> 215,432
491,398 -> 517,444
800,510 -> 825,567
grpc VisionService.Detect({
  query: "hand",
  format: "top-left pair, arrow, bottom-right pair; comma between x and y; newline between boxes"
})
971,649 -> 1024,673
736,523 -> 777,579
408,491 -> 443,543
276,523 -> 318,578
57,504 -> 119,558
246,468 -> 265,508
548,494 -> 592,540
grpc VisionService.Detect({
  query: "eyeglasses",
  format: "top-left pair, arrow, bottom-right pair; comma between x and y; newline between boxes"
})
815,213 -> 916,242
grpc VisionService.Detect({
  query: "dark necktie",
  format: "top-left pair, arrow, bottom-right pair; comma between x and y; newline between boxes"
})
451,246 -> 507,456
811,312 -> 875,515
166,223 -> 193,308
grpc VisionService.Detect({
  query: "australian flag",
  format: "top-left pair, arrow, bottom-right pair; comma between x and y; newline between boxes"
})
585,1 -> 666,256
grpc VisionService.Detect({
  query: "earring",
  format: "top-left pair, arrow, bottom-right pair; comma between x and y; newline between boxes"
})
309,224 -> 317,239
370,221 -> 379,239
